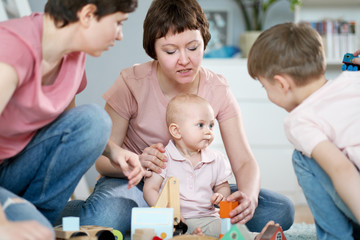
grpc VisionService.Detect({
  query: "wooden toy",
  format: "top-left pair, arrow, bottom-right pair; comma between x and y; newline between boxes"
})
154,177 -> 188,235
220,223 -> 252,240
131,207 -> 174,240
342,53 -> 360,71
170,235 -> 217,240
54,225 -> 115,240
219,201 -> 239,239
132,228 -> 156,240
258,225 -> 287,240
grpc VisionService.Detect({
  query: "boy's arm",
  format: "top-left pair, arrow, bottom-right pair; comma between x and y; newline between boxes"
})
312,140 -> 360,223
143,174 -> 164,207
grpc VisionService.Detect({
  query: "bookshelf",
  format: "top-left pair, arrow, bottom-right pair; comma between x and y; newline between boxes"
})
294,0 -> 360,65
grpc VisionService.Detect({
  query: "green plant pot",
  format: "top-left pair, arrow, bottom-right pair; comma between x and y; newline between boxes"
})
239,31 -> 262,58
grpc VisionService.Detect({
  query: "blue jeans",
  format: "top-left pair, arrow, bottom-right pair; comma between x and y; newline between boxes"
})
0,104 -> 111,225
60,177 -> 294,234
293,150 -> 360,240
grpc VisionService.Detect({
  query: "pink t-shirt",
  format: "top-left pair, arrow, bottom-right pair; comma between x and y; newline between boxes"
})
103,60 -> 240,154
159,140 -> 232,218
0,13 -> 87,162
284,71 -> 360,169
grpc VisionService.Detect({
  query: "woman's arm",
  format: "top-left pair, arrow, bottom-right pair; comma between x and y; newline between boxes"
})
0,62 -> 18,115
219,115 -> 261,224
312,140 -> 360,223
96,103 -> 144,188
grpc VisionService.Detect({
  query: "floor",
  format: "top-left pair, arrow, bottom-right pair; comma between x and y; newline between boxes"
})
294,204 -> 314,224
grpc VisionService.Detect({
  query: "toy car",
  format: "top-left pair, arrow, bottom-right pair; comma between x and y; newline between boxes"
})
342,53 -> 360,71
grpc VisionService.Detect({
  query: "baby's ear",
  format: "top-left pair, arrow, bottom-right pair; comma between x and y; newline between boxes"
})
169,123 -> 181,140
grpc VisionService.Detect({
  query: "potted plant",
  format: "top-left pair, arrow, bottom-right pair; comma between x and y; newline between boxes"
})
234,0 -> 302,57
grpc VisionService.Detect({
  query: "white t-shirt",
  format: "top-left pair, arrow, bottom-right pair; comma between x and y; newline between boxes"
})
284,71 -> 360,169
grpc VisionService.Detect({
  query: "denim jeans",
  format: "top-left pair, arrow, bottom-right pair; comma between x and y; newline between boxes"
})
0,104 -> 111,225
293,150 -> 360,240
60,176 -> 295,234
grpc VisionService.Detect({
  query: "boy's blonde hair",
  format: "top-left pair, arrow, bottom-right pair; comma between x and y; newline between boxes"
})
166,93 -> 210,127
247,22 -> 326,86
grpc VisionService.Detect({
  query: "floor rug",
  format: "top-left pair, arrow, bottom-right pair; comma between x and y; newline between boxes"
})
284,223 -> 317,240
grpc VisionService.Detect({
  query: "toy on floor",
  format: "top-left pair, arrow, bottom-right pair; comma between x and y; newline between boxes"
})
55,217 -> 121,240
342,53 -> 360,71
54,225 -> 116,240
170,235 -> 217,240
131,177 -> 188,240
219,201 -> 239,239
154,177 -> 188,235
257,225 -> 287,240
131,208 -> 174,240
220,223 -> 253,240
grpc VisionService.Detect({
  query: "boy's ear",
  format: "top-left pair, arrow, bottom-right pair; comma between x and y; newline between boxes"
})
169,123 -> 181,140
273,74 -> 292,94
77,4 -> 97,27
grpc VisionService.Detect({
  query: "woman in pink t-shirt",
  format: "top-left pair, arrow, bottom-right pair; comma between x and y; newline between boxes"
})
61,0 -> 295,235
0,0 -> 142,239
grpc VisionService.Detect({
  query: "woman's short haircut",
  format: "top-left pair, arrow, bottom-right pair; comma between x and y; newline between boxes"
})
143,0 -> 211,60
44,0 -> 137,28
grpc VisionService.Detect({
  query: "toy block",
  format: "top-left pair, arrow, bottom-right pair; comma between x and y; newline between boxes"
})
62,217 -> 80,231
131,207 -> 174,240
219,201 -> 238,218
170,235 -> 217,240
54,225 -> 114,240
221,224 -> 252,240
221,218 -> 232,236
259,225 -> 287,240
132,228 -> 156,240
219,201 -> 239,238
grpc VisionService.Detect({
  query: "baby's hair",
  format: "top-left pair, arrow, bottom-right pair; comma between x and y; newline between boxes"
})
247,22 -> 326,86
45,0 -> 137,28
166,93 -> 209,127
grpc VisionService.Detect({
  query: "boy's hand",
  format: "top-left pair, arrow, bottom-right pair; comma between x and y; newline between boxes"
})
210,192 -> 225,205
353,49 -> 360,65
140,143 -> 168,177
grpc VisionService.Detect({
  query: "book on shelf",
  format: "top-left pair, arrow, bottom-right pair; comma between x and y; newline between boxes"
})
303,19 -> 358,63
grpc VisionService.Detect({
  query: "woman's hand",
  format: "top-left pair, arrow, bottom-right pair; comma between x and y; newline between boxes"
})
140,143 -> 168,177
226,191 -> 257,224
109,145 -> 144,189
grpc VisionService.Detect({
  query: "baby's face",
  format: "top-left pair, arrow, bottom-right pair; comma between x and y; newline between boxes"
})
176,102 -> 215,151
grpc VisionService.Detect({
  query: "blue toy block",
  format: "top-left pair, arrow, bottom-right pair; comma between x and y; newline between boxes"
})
62,216 -> 80,231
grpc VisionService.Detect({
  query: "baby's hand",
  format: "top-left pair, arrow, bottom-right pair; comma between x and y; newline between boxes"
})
211,192 -> 225,205
192,227 -> 204,236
